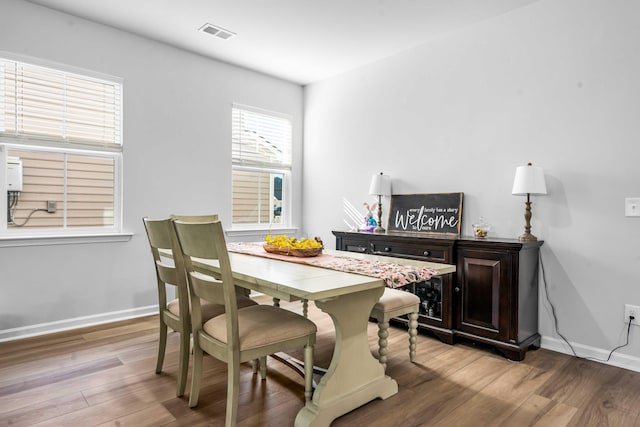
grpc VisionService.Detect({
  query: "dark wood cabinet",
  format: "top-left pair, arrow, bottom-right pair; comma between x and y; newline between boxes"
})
332,231 -> 543,360
455,238 -> 542,360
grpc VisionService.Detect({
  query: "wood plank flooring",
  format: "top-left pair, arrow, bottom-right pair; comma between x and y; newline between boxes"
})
1,295 -> 639,427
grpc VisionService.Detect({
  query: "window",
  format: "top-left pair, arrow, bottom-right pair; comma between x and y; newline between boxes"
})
0,54 -> 123,236
231,104 -> 292,227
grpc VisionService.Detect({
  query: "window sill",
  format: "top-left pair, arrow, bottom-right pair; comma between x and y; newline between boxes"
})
0,232 -> 133,247
226,226 -> 298,241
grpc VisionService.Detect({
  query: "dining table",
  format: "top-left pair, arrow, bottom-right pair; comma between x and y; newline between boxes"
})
184,245 -> 455,426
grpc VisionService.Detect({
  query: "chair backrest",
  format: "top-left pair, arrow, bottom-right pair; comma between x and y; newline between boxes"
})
172,219 -> 239,345
143,217 -> 190,319
170,214 -> 218,222
171,214 -> 254,300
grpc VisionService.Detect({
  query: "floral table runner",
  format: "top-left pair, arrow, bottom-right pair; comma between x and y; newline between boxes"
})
227,242 -> 439,288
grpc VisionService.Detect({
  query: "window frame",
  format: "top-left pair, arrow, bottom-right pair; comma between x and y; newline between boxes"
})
231,104 -> 293,230
0,52 -> 127,246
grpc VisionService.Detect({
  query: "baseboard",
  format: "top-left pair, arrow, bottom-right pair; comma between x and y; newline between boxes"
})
541,335 -> 640,373
0,305 -> 158,343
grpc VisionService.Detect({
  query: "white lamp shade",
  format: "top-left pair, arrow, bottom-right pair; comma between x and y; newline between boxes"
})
368,173 -> 392,196
512,164 -> 547,195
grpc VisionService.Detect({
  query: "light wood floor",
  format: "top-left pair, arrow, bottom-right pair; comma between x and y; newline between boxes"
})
1,295 -> 640,427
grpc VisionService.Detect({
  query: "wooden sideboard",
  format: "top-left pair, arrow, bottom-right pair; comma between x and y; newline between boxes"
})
332,230 -> 543,361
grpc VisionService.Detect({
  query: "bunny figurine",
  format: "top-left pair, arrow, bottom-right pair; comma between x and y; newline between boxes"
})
362,202 -> 378,231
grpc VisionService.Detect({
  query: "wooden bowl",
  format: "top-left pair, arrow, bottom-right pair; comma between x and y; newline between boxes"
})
263,244 -> 322,257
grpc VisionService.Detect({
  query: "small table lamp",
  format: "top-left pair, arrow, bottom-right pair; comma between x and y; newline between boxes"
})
368,172 -> 392,233
512,162 -> 547,241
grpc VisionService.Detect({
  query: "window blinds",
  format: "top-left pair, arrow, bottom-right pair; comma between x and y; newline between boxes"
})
0,58 -> 122,149
232,105 -> 292,168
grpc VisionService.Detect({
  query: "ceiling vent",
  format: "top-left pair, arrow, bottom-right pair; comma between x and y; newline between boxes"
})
199,23 -> 236,40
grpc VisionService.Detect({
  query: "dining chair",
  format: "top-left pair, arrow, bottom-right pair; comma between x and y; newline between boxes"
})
172,219 -> 317,425
142,217 -> 256,397
370,287 -> 421,370
171,213 -> 252,300
171,212 -> 258,372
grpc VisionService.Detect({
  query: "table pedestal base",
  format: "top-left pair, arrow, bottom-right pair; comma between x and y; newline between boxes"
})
295,287 -> 398,427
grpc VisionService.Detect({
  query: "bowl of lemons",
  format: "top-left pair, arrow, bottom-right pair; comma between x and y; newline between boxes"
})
263,234 -> 323,257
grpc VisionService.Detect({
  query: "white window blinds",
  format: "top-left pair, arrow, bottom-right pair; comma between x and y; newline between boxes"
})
0,57 -> 122,149
232,105 -> 292,169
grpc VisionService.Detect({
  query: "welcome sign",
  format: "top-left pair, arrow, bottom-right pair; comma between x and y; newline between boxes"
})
388,193 -> 463,236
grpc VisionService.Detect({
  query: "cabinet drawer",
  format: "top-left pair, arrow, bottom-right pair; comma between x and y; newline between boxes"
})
370,242 -> 450,263
341,238 -> 370,254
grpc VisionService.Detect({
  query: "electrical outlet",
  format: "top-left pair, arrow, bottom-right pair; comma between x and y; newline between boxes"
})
625,198 -> 640,217
624,304 -> 640,325
47,200 -> 57,213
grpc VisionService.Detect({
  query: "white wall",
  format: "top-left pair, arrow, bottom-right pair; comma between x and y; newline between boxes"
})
0,0 -> 303,337
303,0 -> 640,370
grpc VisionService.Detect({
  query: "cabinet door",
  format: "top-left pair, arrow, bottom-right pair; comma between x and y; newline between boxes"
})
455,250 -> 511,341
411,275 -> 452,329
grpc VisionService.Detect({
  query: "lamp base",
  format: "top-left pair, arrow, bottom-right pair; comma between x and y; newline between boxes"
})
373,226 -> 386,234
518,232 -> 538,242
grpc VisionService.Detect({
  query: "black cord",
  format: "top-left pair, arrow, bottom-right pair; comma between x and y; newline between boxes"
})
539,252 -> 579,357
10,208 -> 48,227
540,252 -> 633,362
590,320 -> 633,363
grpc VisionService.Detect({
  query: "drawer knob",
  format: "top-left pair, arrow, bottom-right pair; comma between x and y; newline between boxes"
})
384,247 -> 391,252
455,287 -> 460,293
423,250 -> 430,256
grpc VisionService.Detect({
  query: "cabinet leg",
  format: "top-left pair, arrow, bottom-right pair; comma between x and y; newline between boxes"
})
497,347 -> 526,361
432,330 -> 455,345
530,336 -> 541,349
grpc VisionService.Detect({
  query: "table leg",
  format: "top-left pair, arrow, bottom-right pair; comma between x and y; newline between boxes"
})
295,286 -> 398,427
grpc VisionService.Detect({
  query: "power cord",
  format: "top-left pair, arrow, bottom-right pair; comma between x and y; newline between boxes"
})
596,318 -> 634,363
9,208 -> 48,227
7,191 -> 54,227
7,191 -> 20,223
539,252 -> 633,362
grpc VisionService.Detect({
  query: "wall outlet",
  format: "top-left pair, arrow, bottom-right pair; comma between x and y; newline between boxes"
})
47,201 -> 57,213
625,198 -> 640,217
624,304 -> 640,325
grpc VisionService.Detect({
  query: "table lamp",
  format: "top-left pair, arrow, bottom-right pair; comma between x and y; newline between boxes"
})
512,162 -> 547,241
368,172 -> 392,233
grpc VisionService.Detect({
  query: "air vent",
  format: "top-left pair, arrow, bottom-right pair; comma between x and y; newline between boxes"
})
199,23 -> 236,40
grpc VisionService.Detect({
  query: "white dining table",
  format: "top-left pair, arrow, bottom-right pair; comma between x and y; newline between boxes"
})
187,248 -> 455,426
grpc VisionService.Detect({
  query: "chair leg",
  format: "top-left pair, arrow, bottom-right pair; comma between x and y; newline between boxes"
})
304,344 -> 314,402
226,360 -> 241,427
408,311 -> 418,363
377,321 -> 389,370
272,297 -> 280,307
156,320 -> 167,374
176,329 -> 190,397
302,299 -> 309,318
188,341 -> 204,408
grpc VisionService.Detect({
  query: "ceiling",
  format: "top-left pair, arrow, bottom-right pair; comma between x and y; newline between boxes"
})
25,0 -> 539,85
